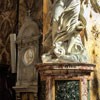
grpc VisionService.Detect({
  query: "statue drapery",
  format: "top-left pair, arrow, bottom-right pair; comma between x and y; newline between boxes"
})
42,0 -> 88,63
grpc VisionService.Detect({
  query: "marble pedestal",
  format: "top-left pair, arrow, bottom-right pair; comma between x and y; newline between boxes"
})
36,63 -> 95,100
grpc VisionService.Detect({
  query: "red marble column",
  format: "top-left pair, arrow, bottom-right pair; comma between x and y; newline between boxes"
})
80,77 -> 88,100
46,77 -> 53,100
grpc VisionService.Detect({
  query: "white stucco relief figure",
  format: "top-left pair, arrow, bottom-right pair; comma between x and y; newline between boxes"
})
42,0 -> 88,63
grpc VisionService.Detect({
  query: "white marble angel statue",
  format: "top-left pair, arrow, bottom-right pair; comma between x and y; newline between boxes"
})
42,0 -> 99,63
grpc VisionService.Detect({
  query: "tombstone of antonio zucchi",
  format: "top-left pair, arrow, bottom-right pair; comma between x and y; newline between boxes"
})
16,16 -> 40,86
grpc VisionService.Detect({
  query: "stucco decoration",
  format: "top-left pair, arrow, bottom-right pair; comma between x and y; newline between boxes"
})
42,0 -> 88,63
0,0 -> 17,64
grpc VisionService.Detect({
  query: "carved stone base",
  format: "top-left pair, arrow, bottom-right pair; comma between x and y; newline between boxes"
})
13,81 -> 38,100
